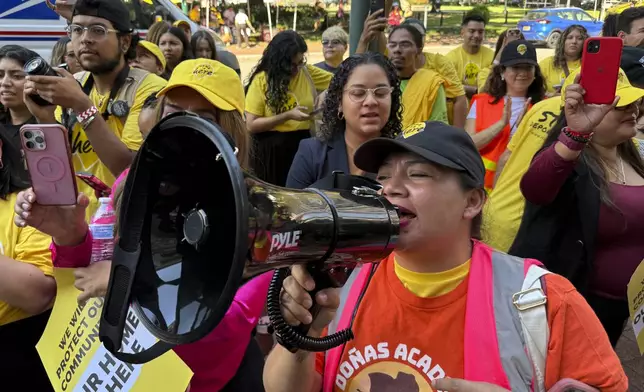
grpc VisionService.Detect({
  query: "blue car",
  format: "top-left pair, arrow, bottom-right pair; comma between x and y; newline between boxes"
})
517,7 -> 603,48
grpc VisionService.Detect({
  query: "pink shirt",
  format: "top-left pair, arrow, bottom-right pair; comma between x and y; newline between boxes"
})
51,169 -> 272,391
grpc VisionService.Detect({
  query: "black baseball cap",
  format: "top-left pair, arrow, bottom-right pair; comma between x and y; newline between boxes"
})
500,40 -> 538,67
73,0 -> 133,33
354,121 -> 485,187
620,46 -> 644,88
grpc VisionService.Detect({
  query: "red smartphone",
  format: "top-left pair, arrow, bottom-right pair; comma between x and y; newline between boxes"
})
547,378 -> 599,392
579,37 -> 623,105
20,124 -> 78,206
76,172 -> 111,198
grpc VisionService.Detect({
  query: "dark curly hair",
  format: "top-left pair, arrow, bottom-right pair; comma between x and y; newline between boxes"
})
553,25 -> 587,69
245,30 -> 308,114
319,53 -> 402,142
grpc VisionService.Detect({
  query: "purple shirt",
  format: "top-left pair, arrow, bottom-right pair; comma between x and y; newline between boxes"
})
521,144 -> 644,299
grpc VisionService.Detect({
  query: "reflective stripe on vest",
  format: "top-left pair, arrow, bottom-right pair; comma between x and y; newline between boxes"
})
323,241 -> 541,392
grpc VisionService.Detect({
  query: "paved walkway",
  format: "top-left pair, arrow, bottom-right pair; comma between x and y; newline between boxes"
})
616,325 -> 644,391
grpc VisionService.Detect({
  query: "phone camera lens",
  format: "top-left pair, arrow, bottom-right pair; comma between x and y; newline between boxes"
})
24,131 -> 33,139
35,136 -> 44,144
26,141 -> 35,149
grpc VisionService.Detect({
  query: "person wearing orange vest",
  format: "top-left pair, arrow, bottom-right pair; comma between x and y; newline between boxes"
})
465,40 -> 546,192
262,121 -> 627,392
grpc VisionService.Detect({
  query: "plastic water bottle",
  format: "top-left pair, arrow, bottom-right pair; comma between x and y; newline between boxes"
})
90,197 -> 116,264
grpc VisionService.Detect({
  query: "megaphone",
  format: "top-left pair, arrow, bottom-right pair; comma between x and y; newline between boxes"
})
98,113 -> 400,363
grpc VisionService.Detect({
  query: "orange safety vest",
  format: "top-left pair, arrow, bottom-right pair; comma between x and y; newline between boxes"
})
471,93 -> 531,192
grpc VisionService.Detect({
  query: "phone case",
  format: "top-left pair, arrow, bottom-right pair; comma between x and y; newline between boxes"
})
21,124 -> 78,206
579,37 -> 623,105
370,0 -> 385,13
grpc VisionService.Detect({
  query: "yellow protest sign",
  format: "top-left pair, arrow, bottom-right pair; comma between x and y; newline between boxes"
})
627,260 -> 644,355
37,269 -> 193,392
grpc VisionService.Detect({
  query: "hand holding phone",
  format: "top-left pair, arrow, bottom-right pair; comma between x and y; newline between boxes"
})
579,37 -> 623,105
21,124 -> 78,206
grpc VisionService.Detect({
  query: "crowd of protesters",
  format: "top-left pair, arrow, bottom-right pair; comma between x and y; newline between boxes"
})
1,0 -> 643,390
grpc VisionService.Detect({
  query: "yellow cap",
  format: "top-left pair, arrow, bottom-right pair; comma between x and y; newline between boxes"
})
157,59 -> 244,115
173,20 -> 190,29
561,68 -> 644,108
138,40 -> 166,70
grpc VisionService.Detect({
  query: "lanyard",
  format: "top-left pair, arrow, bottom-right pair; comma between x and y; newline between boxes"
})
81,65 -> 131,120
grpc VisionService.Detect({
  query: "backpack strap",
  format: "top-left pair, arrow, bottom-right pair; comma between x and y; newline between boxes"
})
513,263 -> 551,392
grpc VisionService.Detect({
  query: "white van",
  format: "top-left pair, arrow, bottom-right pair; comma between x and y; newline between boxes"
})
0,0 -> 238,69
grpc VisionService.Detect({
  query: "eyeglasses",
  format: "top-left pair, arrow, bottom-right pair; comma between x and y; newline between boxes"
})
386,41 -> 415,50
345,87 -> 393,103
66,24 -> 119,40
322,39 -> 345,47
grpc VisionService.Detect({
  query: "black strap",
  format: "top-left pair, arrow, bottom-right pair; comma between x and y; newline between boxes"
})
82,65 -> 132,120
562,61 -> 570,79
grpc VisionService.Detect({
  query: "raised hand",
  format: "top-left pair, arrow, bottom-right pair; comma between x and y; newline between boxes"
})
563,75 -> 618,134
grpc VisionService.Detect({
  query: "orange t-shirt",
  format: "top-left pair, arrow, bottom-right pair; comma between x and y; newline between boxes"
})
316,255 -> 628,392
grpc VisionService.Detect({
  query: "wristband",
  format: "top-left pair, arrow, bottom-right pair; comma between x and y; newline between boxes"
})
562,127 -> 593,142
80,113 -> 98,130
76,105 -> 98,124
559,128 -> 590,151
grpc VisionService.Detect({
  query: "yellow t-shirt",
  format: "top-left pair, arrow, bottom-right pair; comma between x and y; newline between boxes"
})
55,72 -> 167,220
0,193 -> 54,325
394,258 -> 471,297
483,97 -> 561,252
445,46 -> 495,88
423,52 -> 466,125
245,64 -> 333,132
538,56 -> 581,93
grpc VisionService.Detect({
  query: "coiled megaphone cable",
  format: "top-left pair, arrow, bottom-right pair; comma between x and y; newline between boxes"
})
267,267 -> 354,353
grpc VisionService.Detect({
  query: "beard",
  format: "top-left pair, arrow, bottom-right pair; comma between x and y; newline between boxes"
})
82,55 -> 121,75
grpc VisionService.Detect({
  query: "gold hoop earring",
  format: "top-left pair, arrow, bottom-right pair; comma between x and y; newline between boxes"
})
338,111 -> 344,120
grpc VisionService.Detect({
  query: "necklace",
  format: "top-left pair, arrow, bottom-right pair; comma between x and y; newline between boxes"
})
600,156 -> 626,185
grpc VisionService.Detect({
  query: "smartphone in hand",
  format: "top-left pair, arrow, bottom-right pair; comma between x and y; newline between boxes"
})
20,124 -> 78,206
579,37 -> 623,105
370,0 -> 385,14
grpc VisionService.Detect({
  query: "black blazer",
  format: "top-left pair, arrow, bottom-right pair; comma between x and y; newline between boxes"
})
509,158 -> 600,294
286,132 -> 352,189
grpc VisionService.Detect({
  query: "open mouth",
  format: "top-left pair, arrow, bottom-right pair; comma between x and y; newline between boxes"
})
395,205 -> 417,227
361,112 -> 379,118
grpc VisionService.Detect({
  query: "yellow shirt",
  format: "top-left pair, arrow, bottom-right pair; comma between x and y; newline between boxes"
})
0,193 -> 54,325
401,69 -> 447,128
446,46 -> 495,88
538,56 -> 581,93
483,97 -> 561,251
423,52 -> 466,125
394,258 -> 471,297
245,64 -> 333,132
56,72 -> 167,220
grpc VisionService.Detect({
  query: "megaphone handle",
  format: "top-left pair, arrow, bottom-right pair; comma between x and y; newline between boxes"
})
295,264 -> 338,337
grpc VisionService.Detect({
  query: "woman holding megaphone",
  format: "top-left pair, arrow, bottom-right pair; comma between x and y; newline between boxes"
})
15,59 -> 270,392
264,121 -> 627,391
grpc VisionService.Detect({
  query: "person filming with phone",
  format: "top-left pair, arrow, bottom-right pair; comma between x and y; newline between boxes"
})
0,45 -> 56,391
512,64 -> 644,347
23,0 -> 166,220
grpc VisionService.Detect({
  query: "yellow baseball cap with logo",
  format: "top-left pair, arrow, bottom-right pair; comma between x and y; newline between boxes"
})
561,68 -> 644,108
157,59 -> 244,115
138,40 -> 166,70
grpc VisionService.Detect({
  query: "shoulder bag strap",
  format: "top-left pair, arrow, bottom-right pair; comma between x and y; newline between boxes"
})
514,264 -> 551,392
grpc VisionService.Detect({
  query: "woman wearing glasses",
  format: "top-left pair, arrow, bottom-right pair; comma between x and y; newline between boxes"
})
245,30 -> 333,187
287,53 -> 402,189
314,27 -> 349,74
